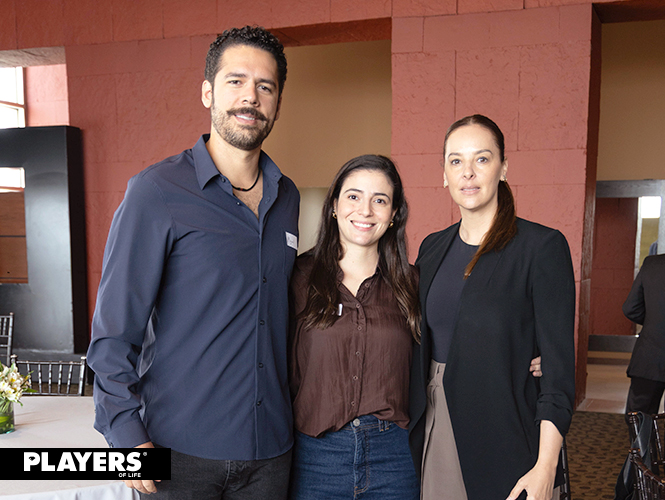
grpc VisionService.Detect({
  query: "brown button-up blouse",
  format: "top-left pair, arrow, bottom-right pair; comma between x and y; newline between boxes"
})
289,254 -> 413,438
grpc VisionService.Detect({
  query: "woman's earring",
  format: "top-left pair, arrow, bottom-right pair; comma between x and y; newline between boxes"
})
332,210 -> 337,219
389,220 -> 394,228
443,179 -> 449,188
501,175 -> 507,182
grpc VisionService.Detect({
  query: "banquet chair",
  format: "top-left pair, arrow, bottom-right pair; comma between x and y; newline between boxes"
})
629,412 -> 665,475
630,448 -> 665,500
559,437 -> 571,499
0,312 -> 14,366
10,354 -> 87,396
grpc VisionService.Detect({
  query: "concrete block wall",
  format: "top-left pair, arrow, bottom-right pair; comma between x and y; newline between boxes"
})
389,5 -> 604,406
393,4 -> 595,268
25,64 -> 69,126
590,198 -> 638,337
3,0 -> 650,404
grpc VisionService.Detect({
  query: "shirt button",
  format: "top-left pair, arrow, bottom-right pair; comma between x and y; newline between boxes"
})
365,283 -> 369,288
352,418 -> 361,427
357,326 -> 362,331
258,363 -> 264,368
257,401 -> 262,406
352,375 -> 358,381
263,277 -> 267,283
356,304 -> 360,309
355,351 -> 360,356
351,401 -> 356,406
236,202 -> 241,206
260,320 -> 265,325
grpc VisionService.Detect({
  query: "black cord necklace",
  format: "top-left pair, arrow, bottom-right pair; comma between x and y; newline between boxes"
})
231,168 -> 261,192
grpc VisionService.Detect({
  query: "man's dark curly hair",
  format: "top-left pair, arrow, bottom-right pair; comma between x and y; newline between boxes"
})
205,26 -> 287,98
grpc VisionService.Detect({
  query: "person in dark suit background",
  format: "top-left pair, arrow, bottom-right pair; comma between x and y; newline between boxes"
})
623,253 -> 665,418
408,114 -> 576,500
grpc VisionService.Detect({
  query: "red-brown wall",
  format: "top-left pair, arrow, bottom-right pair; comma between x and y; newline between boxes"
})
590,198 -> 638,336
390,4 -> 601,406
25,64 -> 69,126
3,0 -> 662,406
393,4 -> 595,268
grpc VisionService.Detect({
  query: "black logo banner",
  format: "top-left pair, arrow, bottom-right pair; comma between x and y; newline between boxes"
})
1,448 -> 171,480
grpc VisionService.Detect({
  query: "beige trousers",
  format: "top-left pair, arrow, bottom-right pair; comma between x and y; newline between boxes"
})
421,361 -> 468,500
421,360 -> 562,500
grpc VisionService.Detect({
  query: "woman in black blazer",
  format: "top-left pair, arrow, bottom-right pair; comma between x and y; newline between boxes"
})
408,115 -> 576,500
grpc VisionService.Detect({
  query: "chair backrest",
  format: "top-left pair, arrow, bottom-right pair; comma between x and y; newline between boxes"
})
0,313 -> 14,366
10,354 -> 87,396
559,437 -> 571,499
630,448 -> 665,500
630,412 -> 665,474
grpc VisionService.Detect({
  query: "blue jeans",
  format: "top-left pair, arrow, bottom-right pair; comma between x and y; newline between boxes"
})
290,415 -> 419,500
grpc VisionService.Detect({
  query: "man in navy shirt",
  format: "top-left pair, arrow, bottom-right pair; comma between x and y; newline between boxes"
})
87,26 -> 299,498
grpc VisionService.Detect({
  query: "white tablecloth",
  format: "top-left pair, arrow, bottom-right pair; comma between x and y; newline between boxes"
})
0,397 -> 138,500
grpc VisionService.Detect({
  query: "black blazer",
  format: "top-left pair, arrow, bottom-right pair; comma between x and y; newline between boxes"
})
409,218 -> 576,499
624,254 -> 665,382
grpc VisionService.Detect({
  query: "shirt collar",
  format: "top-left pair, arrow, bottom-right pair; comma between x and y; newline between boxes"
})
193,134 -> 283,190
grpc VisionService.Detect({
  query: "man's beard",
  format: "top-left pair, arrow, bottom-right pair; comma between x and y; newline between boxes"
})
211,100 -> 275,151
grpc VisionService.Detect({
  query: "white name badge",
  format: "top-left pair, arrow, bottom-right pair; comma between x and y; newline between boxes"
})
286,232 -> 298,250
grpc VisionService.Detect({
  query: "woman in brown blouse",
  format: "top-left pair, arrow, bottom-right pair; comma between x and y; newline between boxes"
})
289,154 -> 420,499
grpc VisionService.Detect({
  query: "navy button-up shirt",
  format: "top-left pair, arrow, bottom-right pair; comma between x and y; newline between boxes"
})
87,135 -> 299,460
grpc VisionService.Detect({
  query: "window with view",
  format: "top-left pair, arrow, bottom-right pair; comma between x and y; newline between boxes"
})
0,67 -> 28,283
0,67 -> 25,129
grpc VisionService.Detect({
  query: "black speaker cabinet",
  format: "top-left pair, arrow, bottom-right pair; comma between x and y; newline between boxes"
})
0,126 -> 88,356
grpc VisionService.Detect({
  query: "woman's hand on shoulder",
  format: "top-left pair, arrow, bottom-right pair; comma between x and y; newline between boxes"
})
530,356 -> 542,377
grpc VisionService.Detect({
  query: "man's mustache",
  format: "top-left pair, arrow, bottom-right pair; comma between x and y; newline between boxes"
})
227,107 -> 268,122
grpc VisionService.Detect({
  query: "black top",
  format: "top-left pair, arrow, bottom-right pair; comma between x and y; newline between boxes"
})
427,232 -> 478,364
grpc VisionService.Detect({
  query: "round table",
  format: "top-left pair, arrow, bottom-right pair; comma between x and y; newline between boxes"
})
0,396 -> 138,499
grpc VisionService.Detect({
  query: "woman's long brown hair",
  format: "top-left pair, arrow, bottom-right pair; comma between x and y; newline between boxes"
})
443,115 -> 517,279
298,154 -> 420,340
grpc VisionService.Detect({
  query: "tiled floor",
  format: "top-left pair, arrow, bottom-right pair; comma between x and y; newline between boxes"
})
578,361 -> 630,413
577,351 -> 665,414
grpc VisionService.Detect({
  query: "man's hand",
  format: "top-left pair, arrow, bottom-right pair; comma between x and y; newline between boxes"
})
530,356 -> 542,378
124,442 -> 161,494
